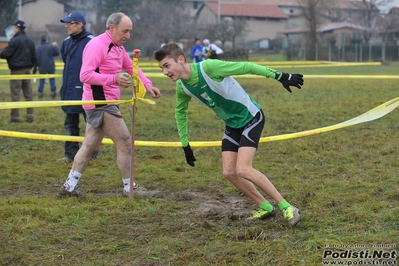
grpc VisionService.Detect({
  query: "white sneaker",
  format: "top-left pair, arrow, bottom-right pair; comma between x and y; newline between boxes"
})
58,185 -> 83,198
122,183 -> 155,198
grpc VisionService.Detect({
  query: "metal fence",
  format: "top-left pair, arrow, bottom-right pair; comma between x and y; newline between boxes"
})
125,42 -> 399,63
286,43 -> 399,62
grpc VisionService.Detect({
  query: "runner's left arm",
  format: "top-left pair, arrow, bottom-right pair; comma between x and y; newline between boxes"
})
175,81 -> 196,166
203,60 -> 304,92
175,81 -> 191,148
202,60 -> 278,80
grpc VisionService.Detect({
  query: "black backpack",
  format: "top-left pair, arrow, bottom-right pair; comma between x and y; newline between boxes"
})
205,44 -> 218,59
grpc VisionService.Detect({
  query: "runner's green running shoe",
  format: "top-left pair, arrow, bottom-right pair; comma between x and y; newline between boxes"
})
252,208 -> 276,219
282,206 -> 301,226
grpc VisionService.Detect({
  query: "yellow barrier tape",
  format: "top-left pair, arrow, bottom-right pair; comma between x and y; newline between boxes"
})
302,75 -> 399,79
0,61 -> 382,72
0,59 -> 381,65
0,100 -> 128,109
1,97 -> 398,147
136,73 -> 399,79
0,67 -> 64,70
2,73 -> 397,79
134,62 -> 383,71
125,75 -> 147,98
260,96 -> 399,143
0,98 -> 155,109
0,74 -> 62,80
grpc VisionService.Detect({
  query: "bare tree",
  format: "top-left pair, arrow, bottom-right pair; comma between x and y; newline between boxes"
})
0,0 -> 18,35
230,17 -> 247,48
377,7 -> 399,42
91,0 -> 140,36
207,17 -> 247,49
97,0 -> 138,17
135,0 -> 195,47
297,0 -> 324,60
352,0 -> 393,42
215,20 -> 232,48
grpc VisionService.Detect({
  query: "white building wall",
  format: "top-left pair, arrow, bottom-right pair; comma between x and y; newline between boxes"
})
21,0 -> 64,33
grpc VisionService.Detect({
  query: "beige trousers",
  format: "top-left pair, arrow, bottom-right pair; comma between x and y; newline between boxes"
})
10,68 -> 33,121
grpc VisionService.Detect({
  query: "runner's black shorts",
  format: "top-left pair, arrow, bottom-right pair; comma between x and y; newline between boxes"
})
221,109 -> 265,152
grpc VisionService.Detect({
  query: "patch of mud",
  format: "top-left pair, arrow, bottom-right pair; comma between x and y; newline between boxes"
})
83,186 -> 257,221
2,183 -> 259,221
155,189 -> 257,221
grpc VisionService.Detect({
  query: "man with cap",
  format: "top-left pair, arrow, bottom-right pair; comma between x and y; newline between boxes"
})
58,11 -> 97,163
0,20 -> 36,123
34,34 -> 59,99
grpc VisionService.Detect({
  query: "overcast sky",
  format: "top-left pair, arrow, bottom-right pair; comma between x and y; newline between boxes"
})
380,0 -> 399,12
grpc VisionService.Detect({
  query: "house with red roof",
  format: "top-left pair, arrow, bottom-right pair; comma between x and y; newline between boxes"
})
196,2 -> 289,43
186,0 -> 387,48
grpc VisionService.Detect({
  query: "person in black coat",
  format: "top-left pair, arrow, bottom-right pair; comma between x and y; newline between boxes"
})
58,11 -> 96,163
35,34 -> 59,99
0,20 -> 36,123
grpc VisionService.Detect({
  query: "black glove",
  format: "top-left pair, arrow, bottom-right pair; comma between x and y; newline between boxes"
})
32,66 -> 37,75
183,144 -> 196,167
276,72 -> 304,93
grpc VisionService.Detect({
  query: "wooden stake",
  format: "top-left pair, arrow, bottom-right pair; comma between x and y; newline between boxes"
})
130,49 -> 141,200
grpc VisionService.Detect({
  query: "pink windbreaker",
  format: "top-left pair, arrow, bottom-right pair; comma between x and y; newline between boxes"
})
80,31 -> 152,110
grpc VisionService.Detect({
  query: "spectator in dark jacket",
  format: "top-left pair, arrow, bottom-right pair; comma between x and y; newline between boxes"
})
0,20 -> 36,123
35,34 -> 59,99
58,11 -> 96,163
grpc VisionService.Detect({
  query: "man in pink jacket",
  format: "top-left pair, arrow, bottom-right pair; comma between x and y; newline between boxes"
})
58,12 -> 161,198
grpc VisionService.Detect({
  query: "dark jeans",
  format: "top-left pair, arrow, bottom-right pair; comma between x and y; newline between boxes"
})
64,113 -> 98,160
38,77 -> 56,93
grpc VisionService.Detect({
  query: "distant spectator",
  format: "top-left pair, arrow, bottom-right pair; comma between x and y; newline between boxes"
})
190,38 -> 204,63
0,20 -> 36,123
203,39 -> 223,60
35,34 -> 59,99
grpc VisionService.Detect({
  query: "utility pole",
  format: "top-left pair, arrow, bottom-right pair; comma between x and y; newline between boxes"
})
217,0 -> 221,33
217,0 -> 221,25
18,0 -> 22,19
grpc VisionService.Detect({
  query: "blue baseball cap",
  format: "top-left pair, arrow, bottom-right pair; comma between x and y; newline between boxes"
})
60,11 -> 86,25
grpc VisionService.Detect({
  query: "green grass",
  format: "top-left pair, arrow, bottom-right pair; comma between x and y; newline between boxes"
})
0,62 -> 398,266
248,52 -> 286,61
